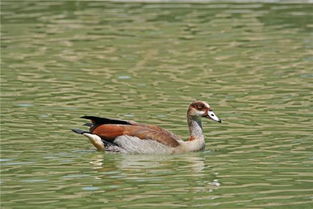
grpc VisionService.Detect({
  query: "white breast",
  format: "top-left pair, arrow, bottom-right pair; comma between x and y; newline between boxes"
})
114,135 -> 174,154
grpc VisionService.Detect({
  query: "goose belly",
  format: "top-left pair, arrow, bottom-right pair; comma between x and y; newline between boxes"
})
114,135 -> 174,154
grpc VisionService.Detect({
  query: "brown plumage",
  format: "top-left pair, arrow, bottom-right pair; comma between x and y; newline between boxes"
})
91,123 -> 180,147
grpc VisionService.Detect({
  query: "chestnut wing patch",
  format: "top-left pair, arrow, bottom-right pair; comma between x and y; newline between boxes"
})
126,126 -> 180,147
92,124 -> 180,147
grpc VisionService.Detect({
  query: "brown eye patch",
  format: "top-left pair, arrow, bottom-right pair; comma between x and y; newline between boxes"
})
192,102 -> 205,110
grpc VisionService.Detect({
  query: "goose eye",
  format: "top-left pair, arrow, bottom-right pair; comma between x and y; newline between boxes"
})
197,105 -> 204,109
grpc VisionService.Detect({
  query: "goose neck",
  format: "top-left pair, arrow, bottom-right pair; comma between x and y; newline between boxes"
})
187,115 -> 204,140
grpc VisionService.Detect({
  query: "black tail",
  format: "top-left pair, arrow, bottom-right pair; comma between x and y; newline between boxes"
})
81,116 -> 132,125
72,128 -> 89,135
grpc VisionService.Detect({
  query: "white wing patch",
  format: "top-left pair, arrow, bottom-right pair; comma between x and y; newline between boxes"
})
114,135 -> 173,154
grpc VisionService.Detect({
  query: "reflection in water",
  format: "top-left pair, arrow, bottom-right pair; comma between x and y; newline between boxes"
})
88,152 -> 221,203
90,153 -> 207,173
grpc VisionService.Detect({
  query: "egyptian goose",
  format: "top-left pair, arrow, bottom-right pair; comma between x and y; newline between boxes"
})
72,101 -> 221,154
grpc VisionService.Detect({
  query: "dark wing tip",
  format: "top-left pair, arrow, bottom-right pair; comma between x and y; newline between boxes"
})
81,116 -> 92,119
83,122 -> 93,127
80,116 -> 132,125
72,129 -> 89,134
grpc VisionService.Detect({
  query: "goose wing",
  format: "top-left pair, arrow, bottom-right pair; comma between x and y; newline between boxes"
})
82,116 -> 180,147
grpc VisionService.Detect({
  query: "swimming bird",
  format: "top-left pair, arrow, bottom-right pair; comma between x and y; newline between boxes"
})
72,101 -> 221,154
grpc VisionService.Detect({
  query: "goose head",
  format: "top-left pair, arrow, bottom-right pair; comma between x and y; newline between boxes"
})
188,101 -> 222,123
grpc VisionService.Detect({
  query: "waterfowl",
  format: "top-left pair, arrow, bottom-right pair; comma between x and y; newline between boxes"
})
72,101 -> 221,154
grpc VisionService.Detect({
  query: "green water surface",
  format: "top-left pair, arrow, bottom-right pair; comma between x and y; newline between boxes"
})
1,1 -> 313,208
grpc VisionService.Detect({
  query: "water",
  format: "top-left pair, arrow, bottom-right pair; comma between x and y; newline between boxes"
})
1,1 -> 313,208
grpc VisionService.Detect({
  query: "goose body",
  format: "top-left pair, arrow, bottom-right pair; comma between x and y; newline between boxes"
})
72,101 -> 221,154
